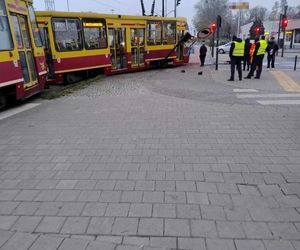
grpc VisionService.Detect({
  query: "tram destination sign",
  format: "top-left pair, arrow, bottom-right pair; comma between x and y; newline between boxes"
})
228,2 -> 249,10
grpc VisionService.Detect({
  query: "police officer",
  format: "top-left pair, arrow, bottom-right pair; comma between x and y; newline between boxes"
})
199,41 -> 207,66
266,37 -> 279,69
228,35 -> 245,81
245,35 -> 267,79
243,38 -> 251,71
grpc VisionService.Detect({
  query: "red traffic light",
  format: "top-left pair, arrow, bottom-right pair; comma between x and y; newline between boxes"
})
255,27 -> 260,33
282,18 -> 288,28
211,22 -> 217,31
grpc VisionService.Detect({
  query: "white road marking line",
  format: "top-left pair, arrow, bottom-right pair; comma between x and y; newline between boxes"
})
257,100 -> 300,105
233,89 -> 258,93
236,93 -> 300,99
0,103 -> 41,121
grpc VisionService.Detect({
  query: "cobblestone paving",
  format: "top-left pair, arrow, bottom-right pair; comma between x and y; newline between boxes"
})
0,65 -> 300,249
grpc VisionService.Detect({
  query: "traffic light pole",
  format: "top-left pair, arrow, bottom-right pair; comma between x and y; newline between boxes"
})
211,31 -> 215,58
215,15 -> 221,71
174,0 -> 176,17
162,0 -> 164,17
281,5 -> 288,58
277,14 -> 282,48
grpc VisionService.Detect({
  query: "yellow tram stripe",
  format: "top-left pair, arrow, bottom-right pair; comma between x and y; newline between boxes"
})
271,70 -> 300,92
146,56 -> 176,62
55,64 -> 112,74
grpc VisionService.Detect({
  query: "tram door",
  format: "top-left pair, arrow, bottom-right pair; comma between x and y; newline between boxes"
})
42,27 -> 55,79
130,28 -> 145,68
109,28 -> 127,69
177,30 -> 184,61
11,14 -> 38,89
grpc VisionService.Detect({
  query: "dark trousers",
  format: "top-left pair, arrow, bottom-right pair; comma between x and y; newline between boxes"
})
267,54 -> 276,68
248,57 -> 257,77
230,57 -> 242,80
247,55 -> 264,78
243,56 -> 250,71
255,55 -> 264,78
200,55 -> 206,66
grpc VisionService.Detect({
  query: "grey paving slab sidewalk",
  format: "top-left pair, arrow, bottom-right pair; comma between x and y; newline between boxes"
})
0,64 -> 300,249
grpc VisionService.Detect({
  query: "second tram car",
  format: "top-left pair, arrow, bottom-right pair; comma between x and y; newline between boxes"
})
0,0 -> 46,108
36,11 -> 188,84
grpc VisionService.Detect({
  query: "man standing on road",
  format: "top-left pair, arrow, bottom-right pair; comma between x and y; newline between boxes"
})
245,36 -> 267,79
199,41 -> 207,67
243,38 -> 251,71
228,35 -> 245,81
266,37 -> 279,69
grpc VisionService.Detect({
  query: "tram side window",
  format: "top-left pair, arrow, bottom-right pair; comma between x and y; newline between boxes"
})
0,0 -> 13,50
147,21 -> 162,45
83,19 -> 107,50
28,6 -> 43,47
163,21 -> 176,45
52,18 -> 82,52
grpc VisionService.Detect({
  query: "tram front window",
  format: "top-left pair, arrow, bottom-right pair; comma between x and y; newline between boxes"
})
0,0 -> 13,50
28,6 -> 43,47
52,18 -> 83,52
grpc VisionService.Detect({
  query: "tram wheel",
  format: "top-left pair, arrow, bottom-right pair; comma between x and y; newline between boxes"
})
65,73 -> 82,84
0,93 -> 7,110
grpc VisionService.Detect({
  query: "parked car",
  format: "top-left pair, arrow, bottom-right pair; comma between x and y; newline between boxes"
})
218,42 -> 232,54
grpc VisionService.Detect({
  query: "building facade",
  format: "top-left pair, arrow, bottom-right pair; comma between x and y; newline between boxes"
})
240,19 -> 300,49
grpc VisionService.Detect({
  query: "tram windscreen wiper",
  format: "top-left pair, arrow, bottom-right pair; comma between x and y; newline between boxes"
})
165,32 -> 193,60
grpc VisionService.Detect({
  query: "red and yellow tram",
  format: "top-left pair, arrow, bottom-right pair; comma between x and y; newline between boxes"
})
36,11 -> 189,84
0,0 -> 46,108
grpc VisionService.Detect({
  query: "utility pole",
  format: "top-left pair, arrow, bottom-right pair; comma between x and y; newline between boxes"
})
162,0 -> 164,17
281,5 -> 288,57
174,0 -> 181,17
67,0 -> 69,11
45,0 -> 55,11
174,0 -> 177,17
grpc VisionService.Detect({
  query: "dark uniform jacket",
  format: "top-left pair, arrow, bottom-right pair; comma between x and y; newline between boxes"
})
266,41 -> 279,56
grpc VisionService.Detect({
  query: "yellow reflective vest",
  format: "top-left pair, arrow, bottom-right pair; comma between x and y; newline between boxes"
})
232,41 -> 245,57
257,40 -> 267,55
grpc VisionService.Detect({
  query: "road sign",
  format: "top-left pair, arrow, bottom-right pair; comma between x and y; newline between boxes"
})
228,2 -> 249,10
197,28 -> 213,39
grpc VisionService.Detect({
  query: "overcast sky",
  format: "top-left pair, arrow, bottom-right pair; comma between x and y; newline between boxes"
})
33,0 -> 299,28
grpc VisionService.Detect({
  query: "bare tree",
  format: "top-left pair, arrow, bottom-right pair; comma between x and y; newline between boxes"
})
193,0 -> 232,39
294,5 -> 300,18
245,6 -> 268,23
269,1 -> 280,20
280,0 -> 288,12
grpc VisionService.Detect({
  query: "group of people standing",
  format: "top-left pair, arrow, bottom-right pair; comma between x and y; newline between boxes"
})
228,35 -> 279,81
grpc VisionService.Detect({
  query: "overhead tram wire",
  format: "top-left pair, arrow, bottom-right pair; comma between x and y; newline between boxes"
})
87,0 -> 124,13
87,0 -> 132,13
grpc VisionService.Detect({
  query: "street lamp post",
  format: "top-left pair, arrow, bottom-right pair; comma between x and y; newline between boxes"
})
67,0 -> 70,11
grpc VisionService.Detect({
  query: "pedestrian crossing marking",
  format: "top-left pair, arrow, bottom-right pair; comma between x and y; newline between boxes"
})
233,89 -> 258,93
257,100 -> 300,105
236,93 -> 300,99
234,90 -> 300,105
271,70 -> 300,92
